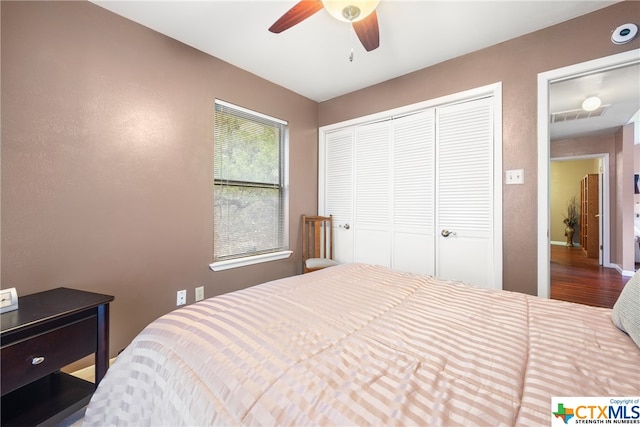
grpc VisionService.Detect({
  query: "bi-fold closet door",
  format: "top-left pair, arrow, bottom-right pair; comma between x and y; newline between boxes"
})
321,95 -> 500,289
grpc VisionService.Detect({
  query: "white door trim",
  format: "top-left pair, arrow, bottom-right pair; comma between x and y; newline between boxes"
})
537,49 -> 640,299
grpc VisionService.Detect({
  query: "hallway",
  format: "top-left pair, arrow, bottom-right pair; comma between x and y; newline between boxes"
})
550,245 -> 631,308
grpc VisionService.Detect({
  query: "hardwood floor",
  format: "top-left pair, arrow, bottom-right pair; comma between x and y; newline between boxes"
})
550,245 -> 631,308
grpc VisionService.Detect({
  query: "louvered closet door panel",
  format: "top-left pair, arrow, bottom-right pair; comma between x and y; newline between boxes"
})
436,97 -> 495,288
354,120 -> 391,267
325,128 -> 354,263
392,110 -> 435,275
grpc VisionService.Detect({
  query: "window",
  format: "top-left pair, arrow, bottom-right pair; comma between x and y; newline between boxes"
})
210,100 -> 290,271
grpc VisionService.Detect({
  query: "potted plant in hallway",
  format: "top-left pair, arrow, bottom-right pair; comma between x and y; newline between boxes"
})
563,196 -> 579,247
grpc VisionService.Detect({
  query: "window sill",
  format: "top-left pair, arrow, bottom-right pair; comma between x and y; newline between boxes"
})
209,250 -> 293,272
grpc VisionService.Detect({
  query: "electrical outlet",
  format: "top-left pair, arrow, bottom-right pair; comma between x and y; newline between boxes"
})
195,286 -> 204,302
176,289 -> 187,306
506,169 -> 524,185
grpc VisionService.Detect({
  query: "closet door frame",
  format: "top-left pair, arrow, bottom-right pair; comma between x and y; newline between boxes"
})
318,83 -> 503,289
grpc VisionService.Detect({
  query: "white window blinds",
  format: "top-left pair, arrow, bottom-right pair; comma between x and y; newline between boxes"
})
213,101 -> 288,262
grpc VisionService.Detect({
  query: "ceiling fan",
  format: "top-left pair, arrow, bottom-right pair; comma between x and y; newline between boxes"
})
268,0 -> 381,52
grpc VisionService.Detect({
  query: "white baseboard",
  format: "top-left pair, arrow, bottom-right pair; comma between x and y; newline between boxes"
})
551,241 -> 581,247
551,244 -> 635,276
612,264 -> 636,277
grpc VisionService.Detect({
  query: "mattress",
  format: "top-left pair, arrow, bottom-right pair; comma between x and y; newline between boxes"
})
83,263 -> 640,426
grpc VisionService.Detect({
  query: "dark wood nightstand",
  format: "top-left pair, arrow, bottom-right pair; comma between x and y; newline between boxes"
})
0,287 -> 114,427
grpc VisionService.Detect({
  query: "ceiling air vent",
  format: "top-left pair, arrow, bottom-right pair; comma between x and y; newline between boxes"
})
551,105 -> 610,123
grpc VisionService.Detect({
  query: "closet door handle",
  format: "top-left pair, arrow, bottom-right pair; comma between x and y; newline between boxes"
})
343,223 -> 350,230
441,229 -> 456,237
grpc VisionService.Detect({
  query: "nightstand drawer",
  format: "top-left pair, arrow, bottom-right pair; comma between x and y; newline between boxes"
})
1,316 -> 97,395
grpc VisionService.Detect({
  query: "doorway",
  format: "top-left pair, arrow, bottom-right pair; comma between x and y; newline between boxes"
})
550,155 -> 608,264
549,155 -> 617,307
537,49 -> 640,299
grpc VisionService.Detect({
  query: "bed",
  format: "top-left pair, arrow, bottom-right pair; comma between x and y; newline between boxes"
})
83,263 -> 640,426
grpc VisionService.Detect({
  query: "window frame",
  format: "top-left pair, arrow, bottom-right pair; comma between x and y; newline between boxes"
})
209,100 -> 291,272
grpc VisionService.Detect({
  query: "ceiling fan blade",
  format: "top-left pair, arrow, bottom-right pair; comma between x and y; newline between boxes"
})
269,0 -> 324,34
352,10 -> 380,51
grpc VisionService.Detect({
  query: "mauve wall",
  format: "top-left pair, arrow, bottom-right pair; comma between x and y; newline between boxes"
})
2,0 -> 639,365
1,1 -> 318,361
616,124 -> 636,271
633,145 -> 640,236
318,1 -> 640,295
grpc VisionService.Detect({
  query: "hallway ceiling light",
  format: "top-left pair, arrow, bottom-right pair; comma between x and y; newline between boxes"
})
582,96 -> 602,112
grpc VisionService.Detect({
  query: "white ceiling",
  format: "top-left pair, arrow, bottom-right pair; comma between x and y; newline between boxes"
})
91,0 -> 638,139
92,0 -> 620,102
549,64 -> 640,141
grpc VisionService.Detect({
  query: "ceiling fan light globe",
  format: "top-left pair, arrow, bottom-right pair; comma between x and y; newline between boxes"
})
322,0 -> 379,23
582,96 -> 602,112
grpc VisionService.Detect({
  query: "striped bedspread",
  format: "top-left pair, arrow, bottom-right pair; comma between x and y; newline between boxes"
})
83,263 -> 639,426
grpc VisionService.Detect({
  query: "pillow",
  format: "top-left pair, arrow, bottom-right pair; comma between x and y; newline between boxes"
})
611,269 -> 640,348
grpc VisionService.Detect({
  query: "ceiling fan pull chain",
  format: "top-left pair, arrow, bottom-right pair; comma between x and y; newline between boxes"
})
348,25 -> 355,62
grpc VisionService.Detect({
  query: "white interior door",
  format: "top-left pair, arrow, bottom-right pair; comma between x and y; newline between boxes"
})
324,128 -> 354,263
391,110 -> 435,275
435,97 -> 497,289
353,120 -> 392,267
321,84 -> 502,289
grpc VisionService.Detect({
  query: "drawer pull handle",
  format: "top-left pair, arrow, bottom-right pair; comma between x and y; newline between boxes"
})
31,356 -> 45,365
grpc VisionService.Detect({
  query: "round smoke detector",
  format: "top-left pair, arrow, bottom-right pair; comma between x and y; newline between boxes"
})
611,23 -> 638,45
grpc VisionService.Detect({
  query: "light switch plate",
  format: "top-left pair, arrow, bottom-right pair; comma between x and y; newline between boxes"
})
506,169 -> 524,185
